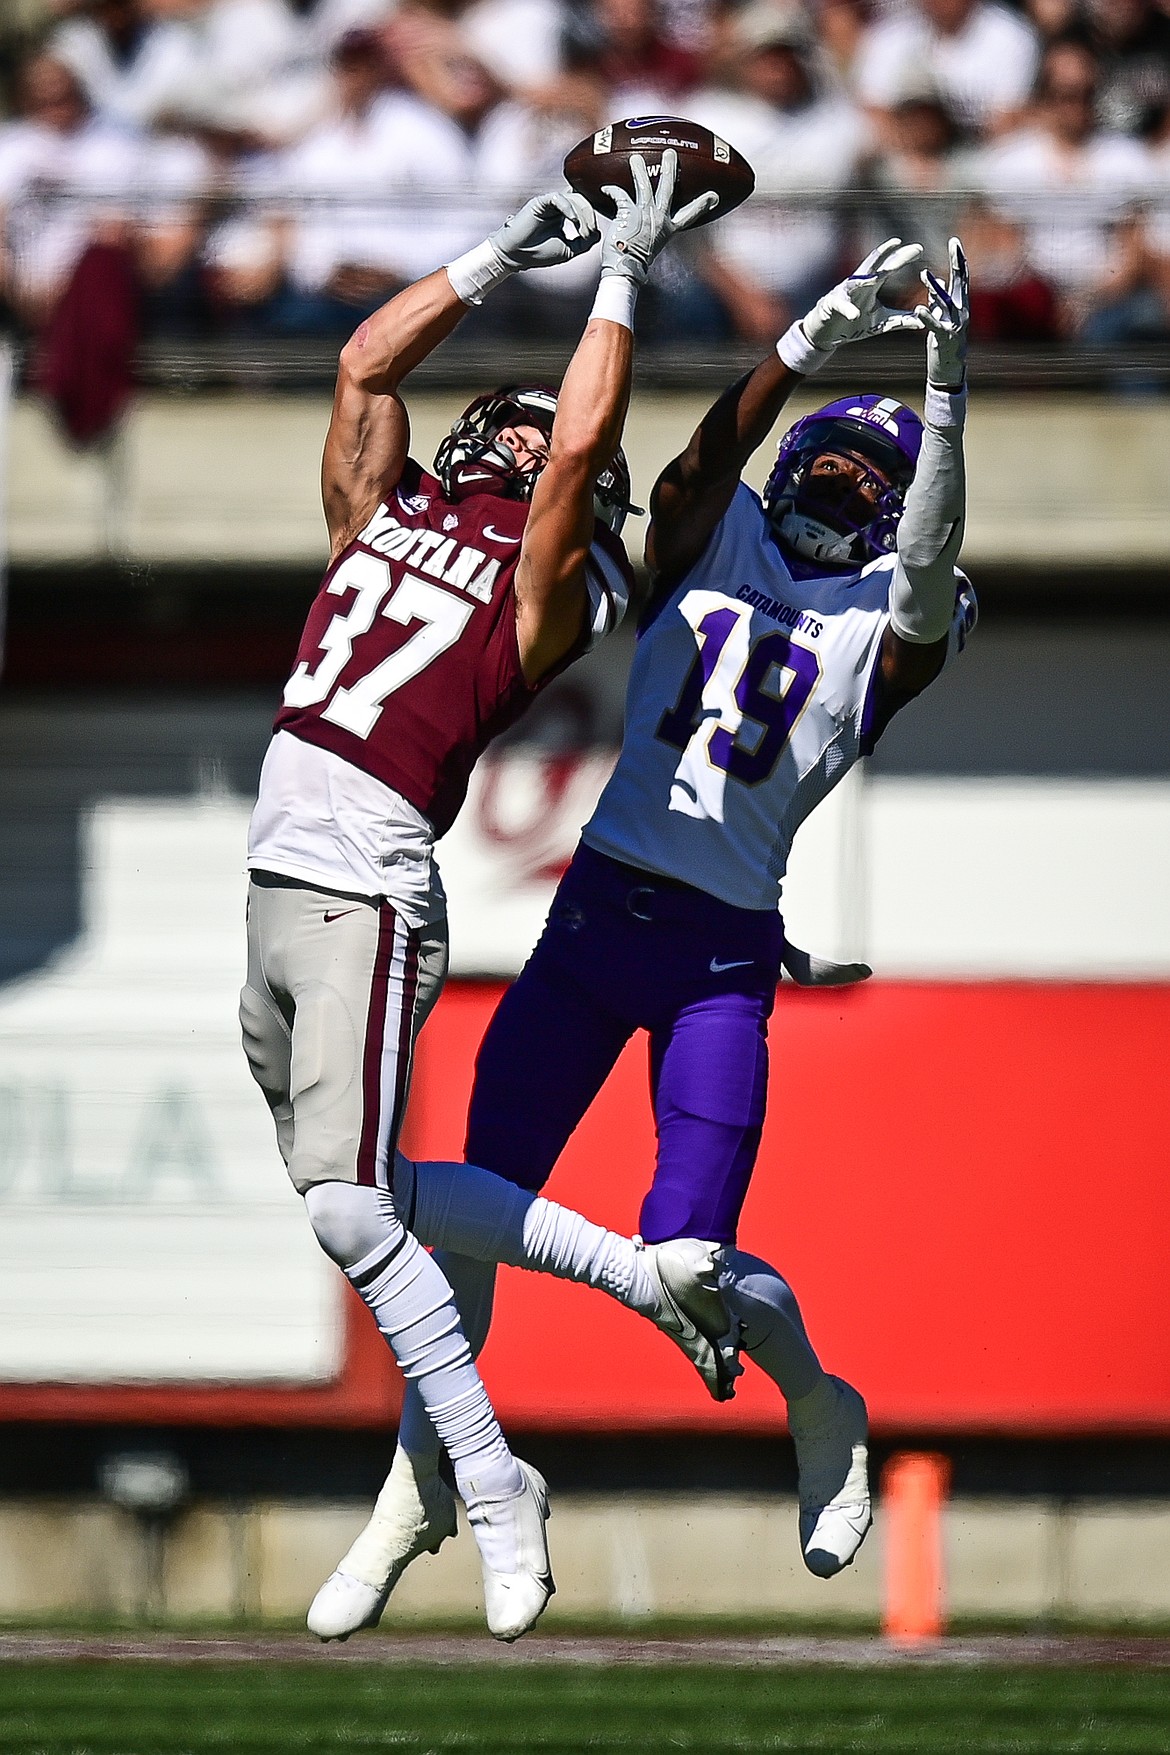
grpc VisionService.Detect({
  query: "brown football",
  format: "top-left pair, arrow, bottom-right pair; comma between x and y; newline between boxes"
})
563,116 -> 754,228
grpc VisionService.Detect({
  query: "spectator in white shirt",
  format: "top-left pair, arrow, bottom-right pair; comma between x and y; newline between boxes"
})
207,28 -> 409,327
0,52 -> 141,325
0,50 -> 210,328
128,0 -> 330,147
685,2 -> 872,341
458,0 -> 569,98
972,38 -> 1151,337
863,77 -> 979,271
855,0 -> 1041,139
384,9 -> 598,325
210,22 -> 579,335
49,0 -> 203,131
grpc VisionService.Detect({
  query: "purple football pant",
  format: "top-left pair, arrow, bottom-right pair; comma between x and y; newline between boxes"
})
465,844 -> 784,1246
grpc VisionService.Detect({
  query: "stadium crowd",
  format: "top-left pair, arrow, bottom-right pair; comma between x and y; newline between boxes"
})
2,0 -> 1170,353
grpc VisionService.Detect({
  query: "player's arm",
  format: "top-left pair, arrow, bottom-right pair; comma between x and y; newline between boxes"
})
875,238 -> 971,722
516,153 -> 716,682
514,314 -> 633,681
647,238 -> 926,584
321,192 -> 601,559
645,353 -> 802,583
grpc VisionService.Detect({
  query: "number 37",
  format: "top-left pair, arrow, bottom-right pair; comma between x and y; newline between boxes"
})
656,592 -> 821,785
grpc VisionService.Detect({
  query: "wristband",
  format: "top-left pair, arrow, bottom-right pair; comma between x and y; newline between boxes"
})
590,274 -> 638,330
924,381 -> 967,429
445,238 -> 514,307
776,320 -> 832,375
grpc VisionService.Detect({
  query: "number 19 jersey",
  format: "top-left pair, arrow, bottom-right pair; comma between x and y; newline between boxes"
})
584,482 -> 975,912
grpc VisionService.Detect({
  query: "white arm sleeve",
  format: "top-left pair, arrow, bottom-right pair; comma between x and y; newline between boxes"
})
890,383 -> 967,645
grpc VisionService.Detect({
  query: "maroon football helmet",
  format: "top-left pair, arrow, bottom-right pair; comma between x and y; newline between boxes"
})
433,384 -> 637,533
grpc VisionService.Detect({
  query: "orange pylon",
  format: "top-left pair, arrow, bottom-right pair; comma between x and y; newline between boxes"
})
881,1451 -> 951,1643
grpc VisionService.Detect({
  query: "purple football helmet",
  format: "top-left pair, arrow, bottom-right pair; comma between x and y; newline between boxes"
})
764,394 -> 924,568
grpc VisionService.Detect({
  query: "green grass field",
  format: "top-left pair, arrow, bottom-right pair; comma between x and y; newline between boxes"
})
2,1660 -> 1170,1754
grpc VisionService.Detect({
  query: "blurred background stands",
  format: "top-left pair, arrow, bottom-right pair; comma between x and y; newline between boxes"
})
0,0 -> 1168,373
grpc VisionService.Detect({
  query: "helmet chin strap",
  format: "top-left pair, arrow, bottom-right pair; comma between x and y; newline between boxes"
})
776,510 -> 858,566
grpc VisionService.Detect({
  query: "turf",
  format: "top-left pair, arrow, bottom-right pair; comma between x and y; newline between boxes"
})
2,1662 -> 1170,1754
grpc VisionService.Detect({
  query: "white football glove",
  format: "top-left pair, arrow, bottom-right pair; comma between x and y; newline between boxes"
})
599,150 -> 718,287
779,238 -> 925,375
919,235 -> 970,390
489,190 -> 600,271
780,942 -> 873,987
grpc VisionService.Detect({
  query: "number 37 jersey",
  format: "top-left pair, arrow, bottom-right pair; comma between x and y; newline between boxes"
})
584,482 -> 976,912
274,460 -> 632,840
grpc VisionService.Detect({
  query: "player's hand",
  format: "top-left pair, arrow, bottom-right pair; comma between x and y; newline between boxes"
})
919,235 -> 970,390
489,191 -> 600,272
784,239 -> 925,372
599,150 -> 718,285
780,942 -> 873,986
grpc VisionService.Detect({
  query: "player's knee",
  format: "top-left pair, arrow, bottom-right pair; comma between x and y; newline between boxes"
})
303,1180 -> 401,1270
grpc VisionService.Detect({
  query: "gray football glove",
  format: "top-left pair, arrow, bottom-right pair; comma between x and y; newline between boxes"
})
788,238 -> 926,371
599,150 -> 718,286
489,190 -> 600,272
919,235 -> 970,390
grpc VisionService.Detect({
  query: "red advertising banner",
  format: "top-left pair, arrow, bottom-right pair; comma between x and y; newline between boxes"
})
3,980 -> 1167,1434
408,980 -> 1170,1437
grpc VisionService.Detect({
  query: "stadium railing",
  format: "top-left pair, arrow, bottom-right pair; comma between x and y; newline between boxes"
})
2,185 -> 1169,392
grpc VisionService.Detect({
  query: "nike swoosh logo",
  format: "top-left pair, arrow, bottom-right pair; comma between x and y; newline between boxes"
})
324,908 -> 360,923
710,957 -> 753,973
482,525 -> 521,544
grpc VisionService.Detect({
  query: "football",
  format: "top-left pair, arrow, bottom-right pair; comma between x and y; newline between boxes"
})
563,116 -> 754,229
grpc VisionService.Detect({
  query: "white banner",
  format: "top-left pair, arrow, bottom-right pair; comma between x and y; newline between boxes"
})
0,795 -> 341,1385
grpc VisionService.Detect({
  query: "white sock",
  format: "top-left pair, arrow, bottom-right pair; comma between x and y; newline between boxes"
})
723,1246 -> 825,1405
396,1156 -> 657,1313
303,1183 -> 523,1542
389,1158 -> 657,1487
397,1250 -> 498,1478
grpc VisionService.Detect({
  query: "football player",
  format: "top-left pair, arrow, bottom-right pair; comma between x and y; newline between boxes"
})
239,155 -> 717,1641
308,236 -> 975,1636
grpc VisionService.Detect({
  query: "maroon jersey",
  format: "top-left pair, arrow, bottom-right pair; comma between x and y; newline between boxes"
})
275,460 -> 632,837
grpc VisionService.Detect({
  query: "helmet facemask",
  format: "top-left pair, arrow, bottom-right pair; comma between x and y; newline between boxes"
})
765,400 -> 923,568
434,386 -> 557,506
434,384 -> 638,534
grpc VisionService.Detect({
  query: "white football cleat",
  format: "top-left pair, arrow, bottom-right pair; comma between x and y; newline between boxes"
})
638,1236 -> 741,1401
306,1459 -> 457,1640
789,1373 -> 872,1578
468,1459 -> 555,1643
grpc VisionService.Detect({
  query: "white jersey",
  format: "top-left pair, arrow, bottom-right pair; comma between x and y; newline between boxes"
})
584,483 -> 975,912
